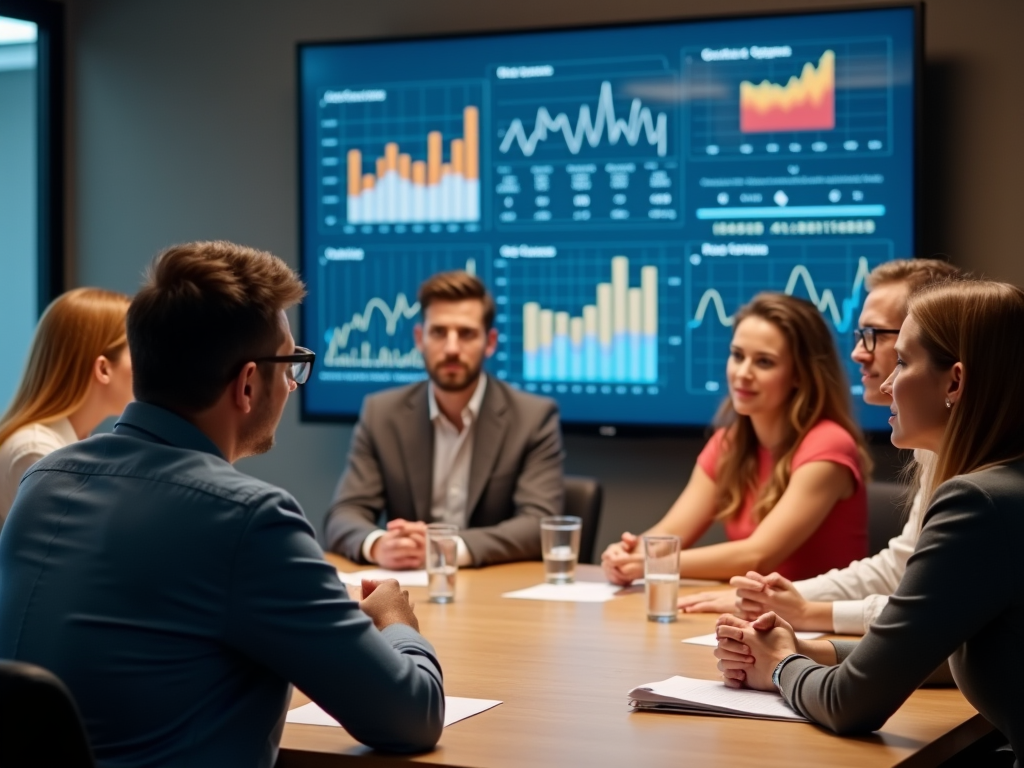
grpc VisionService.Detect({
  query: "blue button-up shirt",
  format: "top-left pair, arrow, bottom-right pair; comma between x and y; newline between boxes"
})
0,402 -> 444,768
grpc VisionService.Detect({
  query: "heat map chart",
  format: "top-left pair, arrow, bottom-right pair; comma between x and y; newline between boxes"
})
684,39 -> 892,159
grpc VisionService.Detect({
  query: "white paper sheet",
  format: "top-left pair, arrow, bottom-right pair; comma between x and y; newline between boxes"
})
682,631 -> 824,647
286,697 -> 502,729
501,582 -> 621,603
629,578 -> 722,587
628,675 -> 807,721
337,569 -> 429,588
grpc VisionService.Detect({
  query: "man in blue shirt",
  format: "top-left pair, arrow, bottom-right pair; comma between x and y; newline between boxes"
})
0,241 -> 445,767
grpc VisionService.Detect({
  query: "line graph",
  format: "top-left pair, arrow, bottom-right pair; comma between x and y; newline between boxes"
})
684,241 -> 891,395
689,255 -> 870,332
498,81 -> 668,158
315,248 -> 488,376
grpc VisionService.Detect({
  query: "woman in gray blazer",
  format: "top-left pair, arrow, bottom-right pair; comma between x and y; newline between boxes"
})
715,279 -> 1023,767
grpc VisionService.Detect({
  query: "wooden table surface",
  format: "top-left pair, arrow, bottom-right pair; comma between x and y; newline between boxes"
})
277,558 -> 991,768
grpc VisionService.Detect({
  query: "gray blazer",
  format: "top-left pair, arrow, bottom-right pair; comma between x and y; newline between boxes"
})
325,378 -> 564,566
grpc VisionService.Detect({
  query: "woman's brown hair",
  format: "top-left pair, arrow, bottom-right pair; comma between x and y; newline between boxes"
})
0,288 -> 131,447
908,280 -> 1024,502
713,292 -> 872,522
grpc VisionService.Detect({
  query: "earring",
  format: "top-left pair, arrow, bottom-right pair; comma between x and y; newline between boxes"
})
945,397 -> 952,409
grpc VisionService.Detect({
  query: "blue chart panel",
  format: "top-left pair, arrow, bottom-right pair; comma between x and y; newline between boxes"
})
684,240 -> 891,396
491,60 -> 681,229
316,80 -> 485,236
305,245 -> 491,413
500,244 -> 685,423
685,38 -> 893,161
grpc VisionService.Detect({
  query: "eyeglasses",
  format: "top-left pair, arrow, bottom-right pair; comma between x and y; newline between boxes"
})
253,346 -> 316,385
852,327 -> 901,353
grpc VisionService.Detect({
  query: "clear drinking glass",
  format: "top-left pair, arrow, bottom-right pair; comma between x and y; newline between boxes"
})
540,516 -> 582,584
426,523 -> 459,603
643,535 -> 680,622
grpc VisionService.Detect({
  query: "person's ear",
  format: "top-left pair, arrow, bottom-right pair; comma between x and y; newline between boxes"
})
945,361 -> 964,405
93,355 -> 113,385
232,362 -> 258,414
413,323 -> 424,353
484,327 -> 498,358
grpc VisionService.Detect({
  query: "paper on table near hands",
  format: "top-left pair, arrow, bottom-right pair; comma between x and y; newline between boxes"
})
628,676 -> 807,722
337,569 -> 429,588
287,697 -> 502,729
682,631 -> 824,647
501,582 -> 623,602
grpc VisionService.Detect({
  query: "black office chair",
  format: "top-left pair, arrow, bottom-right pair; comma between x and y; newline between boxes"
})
867,481 -> 907,556
0,660 -> 96,768
564,475 -> 603,565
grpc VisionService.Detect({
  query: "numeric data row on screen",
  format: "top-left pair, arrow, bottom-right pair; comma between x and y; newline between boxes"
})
521,257 -> 658,384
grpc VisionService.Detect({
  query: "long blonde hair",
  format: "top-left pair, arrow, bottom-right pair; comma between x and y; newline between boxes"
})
0,288 -> 131,446
908,280 -> 1024,504
714,293 -> 872,522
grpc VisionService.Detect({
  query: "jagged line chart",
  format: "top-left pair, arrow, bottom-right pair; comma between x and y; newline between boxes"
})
688,255 -> 870,333
322,256 -> 478,368
498,81 -> 669,158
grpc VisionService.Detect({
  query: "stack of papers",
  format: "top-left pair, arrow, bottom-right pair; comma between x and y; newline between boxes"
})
287,697 -> 502,729
627,676 -> 807,722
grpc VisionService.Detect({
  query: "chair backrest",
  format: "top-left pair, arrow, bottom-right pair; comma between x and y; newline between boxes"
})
0,660 -> 96,768
563,475 -> 603,564
867,481 -> 907,556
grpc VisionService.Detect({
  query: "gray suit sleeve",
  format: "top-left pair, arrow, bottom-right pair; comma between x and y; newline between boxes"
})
227,491 -> 444,752
461,400 -> 564,566
777,477 -> 1011,734
324,399 -> 387,560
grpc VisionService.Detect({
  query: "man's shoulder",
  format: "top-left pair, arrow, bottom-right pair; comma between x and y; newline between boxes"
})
30,433 -> 295,511
362,380 -> 428,414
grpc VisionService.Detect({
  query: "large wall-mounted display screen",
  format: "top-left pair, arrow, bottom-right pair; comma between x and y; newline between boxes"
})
298,6 -> 917,430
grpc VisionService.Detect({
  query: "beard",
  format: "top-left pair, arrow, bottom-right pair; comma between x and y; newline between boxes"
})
237,399 -> 279,458
427,354 -> 483,393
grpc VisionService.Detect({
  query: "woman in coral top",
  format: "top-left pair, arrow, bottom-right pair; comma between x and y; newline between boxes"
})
602,292 -> 870,585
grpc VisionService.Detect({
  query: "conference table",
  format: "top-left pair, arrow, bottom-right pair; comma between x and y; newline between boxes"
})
277,557 -> 992,768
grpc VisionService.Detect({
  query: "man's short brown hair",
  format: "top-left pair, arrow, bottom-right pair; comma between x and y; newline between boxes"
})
417,271 -> 495,330
865,258 -> 961,293
127,241 -> 306,413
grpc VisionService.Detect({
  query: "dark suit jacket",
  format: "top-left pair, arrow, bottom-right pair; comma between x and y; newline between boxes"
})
325,378 -> 564,566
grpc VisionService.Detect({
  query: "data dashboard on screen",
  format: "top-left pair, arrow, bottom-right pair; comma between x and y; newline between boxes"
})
298,6 -> 917,430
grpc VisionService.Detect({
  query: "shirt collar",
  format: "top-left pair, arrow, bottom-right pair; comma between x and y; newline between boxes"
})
47,417 -> 80,446
113,401 -> 226,460
428,373 -> 488,429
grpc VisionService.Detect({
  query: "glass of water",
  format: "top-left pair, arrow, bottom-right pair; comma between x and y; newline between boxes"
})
643,535 -> 680,622
540,516 -> 582,584
426,523 -> 459,603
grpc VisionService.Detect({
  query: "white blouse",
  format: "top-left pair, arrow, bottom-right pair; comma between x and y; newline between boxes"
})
0,418 -> 79,528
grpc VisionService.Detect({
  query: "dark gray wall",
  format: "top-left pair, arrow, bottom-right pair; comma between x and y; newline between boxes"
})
66,0 -> 1024,555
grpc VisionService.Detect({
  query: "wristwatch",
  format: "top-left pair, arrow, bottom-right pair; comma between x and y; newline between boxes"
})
772,653 -> 811,695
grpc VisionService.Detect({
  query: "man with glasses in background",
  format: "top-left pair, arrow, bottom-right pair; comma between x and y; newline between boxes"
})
679,258 -> 961,635
0,241 -> 444,768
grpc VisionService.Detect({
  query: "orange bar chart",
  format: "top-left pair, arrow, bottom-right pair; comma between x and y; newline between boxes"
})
739,50 -> 835,133
346,106 -> 480,224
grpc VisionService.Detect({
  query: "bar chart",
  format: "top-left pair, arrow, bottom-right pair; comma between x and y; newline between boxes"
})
521,256 -> 659,384
346,105 -> 480,225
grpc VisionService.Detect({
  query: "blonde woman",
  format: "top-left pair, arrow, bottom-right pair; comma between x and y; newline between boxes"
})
0,288 -> 133,527
715,280 -> 1024,764
602,293 -> 871,584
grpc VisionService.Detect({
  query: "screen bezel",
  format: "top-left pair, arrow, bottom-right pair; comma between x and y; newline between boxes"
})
296,2 -> 924,436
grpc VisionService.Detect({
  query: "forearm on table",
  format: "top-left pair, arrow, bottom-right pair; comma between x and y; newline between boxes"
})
677,540 -> 776,581
460,512 -> 545,566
